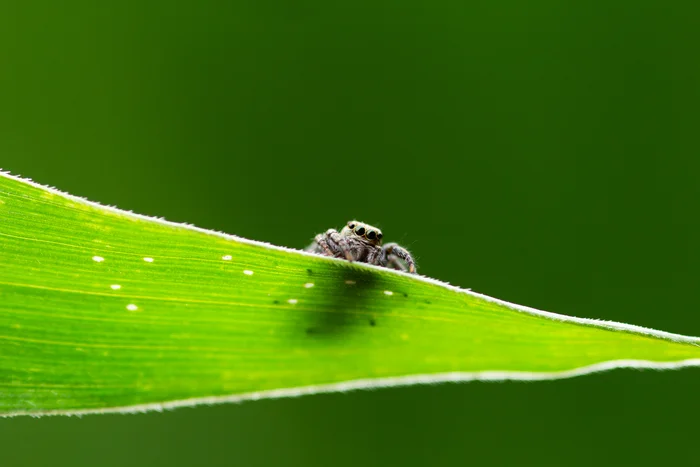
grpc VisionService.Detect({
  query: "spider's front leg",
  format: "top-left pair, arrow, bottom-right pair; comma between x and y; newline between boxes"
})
327,229 -> 355,261
380,243 -> 416,274
310,229 -> 354,261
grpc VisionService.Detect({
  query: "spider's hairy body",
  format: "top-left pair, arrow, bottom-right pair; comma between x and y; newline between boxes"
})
306,221 -> 416,274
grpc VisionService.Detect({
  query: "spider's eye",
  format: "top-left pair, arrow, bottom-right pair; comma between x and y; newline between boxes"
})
367,230 -> 377,240
355,226 -> 366,236
376,233 -> 383,240
348,222 -> 355,229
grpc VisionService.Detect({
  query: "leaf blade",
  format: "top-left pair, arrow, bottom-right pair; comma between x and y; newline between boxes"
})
1,172 -> 699,416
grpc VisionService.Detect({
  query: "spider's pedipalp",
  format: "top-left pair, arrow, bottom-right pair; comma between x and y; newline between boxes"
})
365,247 -> 381,265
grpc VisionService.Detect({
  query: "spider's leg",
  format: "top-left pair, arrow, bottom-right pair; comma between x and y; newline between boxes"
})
326,229 -> 354,261
387,255 -> 407,271
312,233 -> 336,257
381,243 -> 416,274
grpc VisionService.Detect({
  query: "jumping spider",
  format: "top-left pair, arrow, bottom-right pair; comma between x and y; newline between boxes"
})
306,221 -> 416,274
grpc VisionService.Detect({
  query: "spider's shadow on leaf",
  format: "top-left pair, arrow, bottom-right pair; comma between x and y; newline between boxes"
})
304,266 -> 382,337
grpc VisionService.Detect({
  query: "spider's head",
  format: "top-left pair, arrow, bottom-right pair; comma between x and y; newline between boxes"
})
343,220 -> 383,245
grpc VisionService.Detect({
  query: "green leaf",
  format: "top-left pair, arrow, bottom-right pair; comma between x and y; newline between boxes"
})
1,172 -> 699,417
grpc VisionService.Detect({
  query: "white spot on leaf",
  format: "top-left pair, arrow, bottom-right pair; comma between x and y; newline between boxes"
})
110,284 -> 122,290
243,270 -> 254,276
287,299 -> 298,305
143,257 -> 154,263
126,304 -> 138,311
222,255 -> 232,261
92,256 -> 105,263
304,283 -> 314,288
384,290 -> 394,296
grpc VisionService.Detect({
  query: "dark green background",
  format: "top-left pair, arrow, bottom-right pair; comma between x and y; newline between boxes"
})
2,1 -> 699,465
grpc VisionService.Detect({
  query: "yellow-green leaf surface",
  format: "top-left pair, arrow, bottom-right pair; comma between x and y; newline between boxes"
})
1,172 -> 699,417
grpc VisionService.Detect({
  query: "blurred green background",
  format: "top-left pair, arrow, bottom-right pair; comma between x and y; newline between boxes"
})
2,1 -> 699,465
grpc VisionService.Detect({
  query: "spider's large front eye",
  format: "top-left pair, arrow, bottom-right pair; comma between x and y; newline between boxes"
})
355,226 -> 366,236
367,230 -> 377,240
